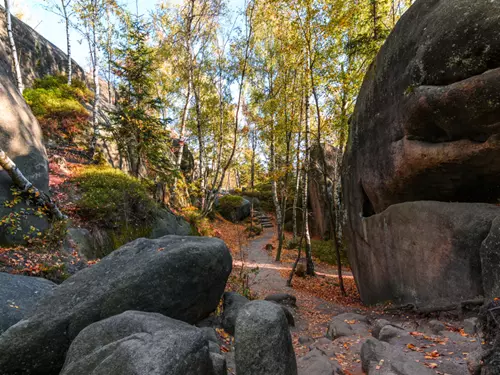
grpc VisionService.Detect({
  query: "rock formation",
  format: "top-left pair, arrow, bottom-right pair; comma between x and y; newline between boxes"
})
0,68 -> 49,245
235,300 -> 297,375
308,143 -> 338,239
60,311 -> 224,375
342,0 -> 500,306
0,235 -> 232,374
0,273 -> 56,333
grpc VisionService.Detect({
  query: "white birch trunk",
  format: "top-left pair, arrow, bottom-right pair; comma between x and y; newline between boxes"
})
4,0 -> 23,93
62,0 -> 72,85
0,149 -> 66,220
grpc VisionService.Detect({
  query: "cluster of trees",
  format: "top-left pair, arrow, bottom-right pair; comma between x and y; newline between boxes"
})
3,0 -> 414,279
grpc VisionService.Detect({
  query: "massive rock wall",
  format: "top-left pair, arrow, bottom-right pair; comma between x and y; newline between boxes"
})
0,64 -> 49,244
342,0 -> 500,306
0,8 -> 85,87
0,8 -> 115,102
308,144 -> 338,239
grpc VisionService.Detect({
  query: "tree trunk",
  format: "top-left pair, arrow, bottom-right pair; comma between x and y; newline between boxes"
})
271,119 -> 283,261
292,131 -> 301,243
372,0 -> 378,40
202,0 -> 254,216
303,77 -> 314,276
0,149 -> 66,220
4,0 -> 23,93
172,85 -> 191,194
89,5 -> 100,156
62,0 -> 72,85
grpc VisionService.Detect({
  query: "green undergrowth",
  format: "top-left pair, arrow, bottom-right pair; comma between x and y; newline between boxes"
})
73,165 -> 157,254
23,74 -> 93,143
309,239 -> 350,267
181,206 -> 213,236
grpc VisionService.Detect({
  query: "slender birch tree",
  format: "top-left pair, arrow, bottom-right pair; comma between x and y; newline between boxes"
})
4,0 -> 23,93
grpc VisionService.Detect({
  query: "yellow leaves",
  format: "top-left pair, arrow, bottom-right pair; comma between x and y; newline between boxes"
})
407,343 -> 423,353
425,363 -> 438,369
424,350 -> 440,359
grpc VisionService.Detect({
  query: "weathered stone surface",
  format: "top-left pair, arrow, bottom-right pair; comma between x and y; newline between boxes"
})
0,273 -> 56,334
361,338 -> 433,375
378,325 -> 410,344
0,69 -> 49,245
428,320 -> 446,335
342,0 -> 500,306
345,201 -> 499,305
150,209 -> 191,238
297,348 -> 343,375
0,236 -> 232,374
371,319 -> 391,339
235,300 -> 297,375
308,143 -> 338,239
326,313 -> 369,340
464,317 -> 480,335
60,311 -> 218,375
221,292 -> 249,335
264,293 -> 297,307
209,353 -> 227,375
0,9 -> 85,87
64,227 -> 95,260
480,216 -> 500,299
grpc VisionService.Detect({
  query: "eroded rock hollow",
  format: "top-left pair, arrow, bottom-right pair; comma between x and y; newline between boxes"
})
342,0 -> 500,306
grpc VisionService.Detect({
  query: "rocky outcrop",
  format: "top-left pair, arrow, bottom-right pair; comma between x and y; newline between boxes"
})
351,201 -> 499,305
0,235 -> 232,374
342,0 -> 500,305
0,8 -> 85,88
326,313 -> 369,340
309,143 -> 338,239
221,292 -> 250,335
0,273 -> 56,333
0,68 -> 49,245
150,209 -> 191,238
361,338 -> 434,375
235,301 -> 297,375
60,311 -> 223,375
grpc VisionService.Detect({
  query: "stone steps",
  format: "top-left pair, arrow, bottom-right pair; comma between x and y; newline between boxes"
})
252,211 -> 274,228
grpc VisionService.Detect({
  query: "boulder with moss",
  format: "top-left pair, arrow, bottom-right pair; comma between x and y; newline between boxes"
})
217,195 -> 251,222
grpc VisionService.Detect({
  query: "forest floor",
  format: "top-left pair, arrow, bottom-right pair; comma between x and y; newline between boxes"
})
221,227 -> 483,375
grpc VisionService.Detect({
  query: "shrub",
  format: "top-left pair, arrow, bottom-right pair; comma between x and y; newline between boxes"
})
73,165 -> 156,229
309,239 -> 350,267
181,206 -> 213,236
23,75 -> 93,143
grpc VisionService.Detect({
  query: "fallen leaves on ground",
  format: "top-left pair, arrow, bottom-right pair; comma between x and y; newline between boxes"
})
279,270 -> 362,306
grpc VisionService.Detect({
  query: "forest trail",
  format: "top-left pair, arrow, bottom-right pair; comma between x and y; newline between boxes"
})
237,229 -> 481,375
239,228 -> 366,374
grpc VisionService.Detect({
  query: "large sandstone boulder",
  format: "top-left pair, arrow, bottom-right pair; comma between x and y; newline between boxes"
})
150,209 -> 191,238
60,311 -> 224,375
235,300 -> 297,375
0,273 -> 56,334
342,0 -> 500,305
0,70 -> 49,245
0,235 -> 232,374
351,201 -> 499,305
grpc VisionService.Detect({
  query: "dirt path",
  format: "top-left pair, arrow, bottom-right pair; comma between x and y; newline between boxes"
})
237,228 -> 481,375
